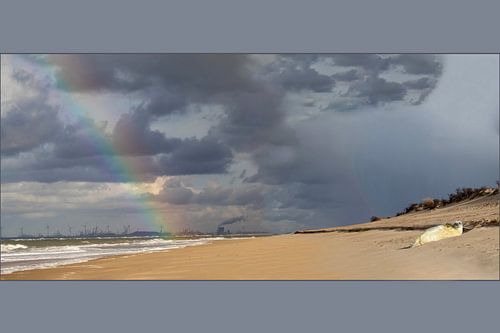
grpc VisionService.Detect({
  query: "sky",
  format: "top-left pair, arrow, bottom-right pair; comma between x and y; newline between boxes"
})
0,54 -> 498,237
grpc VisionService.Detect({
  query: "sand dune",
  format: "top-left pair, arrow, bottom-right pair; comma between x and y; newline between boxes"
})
2,194 -> 498,280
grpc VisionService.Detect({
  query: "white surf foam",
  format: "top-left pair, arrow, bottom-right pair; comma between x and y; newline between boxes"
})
1,244 -> 29,252
1,237 -> 222,275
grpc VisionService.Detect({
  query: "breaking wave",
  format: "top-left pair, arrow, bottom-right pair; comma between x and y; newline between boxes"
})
1,244 -> 29,252
1,237 -> 225,275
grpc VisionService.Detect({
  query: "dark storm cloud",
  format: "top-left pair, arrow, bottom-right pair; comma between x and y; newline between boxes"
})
45,54 -> 445,157
47,55 -> 260,140
195,185 -> 264,208
1,56 -> 236,180
245,136 -> 349,188
209,84 -> 297,152
111,110 -> 181,156
3,54 -> 445,177
155,137 -> 233,175
248,54 -> 499,223
1,137 -> 233,183
35,54 -> 258,175
52,120 -> 110,159
325,54 -> 443,107
1,54 -> 449,222
154,179 -> 266,208
268,56 -> 335,92
48,54 -> 254,95
139,87 -> 188,117
48,54 -> 145,91
44,53 -> 448,216
44,108 -> 233,179
1,69 -> 62,156
3,54 -> 497,234
1,102 -> 61,156
276,183 -> 358,212
50,112 -> 178,160
2,164 -> 121,183
1,135 -> 233,183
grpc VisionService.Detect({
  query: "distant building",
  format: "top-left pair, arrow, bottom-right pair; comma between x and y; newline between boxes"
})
216,226 -> 225,235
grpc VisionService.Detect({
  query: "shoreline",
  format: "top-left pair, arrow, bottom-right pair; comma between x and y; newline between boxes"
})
0,236 -> 240,276
2,227 -> 498,280
2,194 -> 498,280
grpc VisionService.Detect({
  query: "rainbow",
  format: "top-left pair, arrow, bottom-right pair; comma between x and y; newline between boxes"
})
6,54 -> 169,233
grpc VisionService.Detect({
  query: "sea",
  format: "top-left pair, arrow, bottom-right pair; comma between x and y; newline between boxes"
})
0,236 -> 225,275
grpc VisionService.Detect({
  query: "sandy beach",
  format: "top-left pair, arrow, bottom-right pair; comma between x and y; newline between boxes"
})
2,194 -> 498,280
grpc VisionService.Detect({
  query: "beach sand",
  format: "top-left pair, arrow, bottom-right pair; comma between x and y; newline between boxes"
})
2,194 -> 498,280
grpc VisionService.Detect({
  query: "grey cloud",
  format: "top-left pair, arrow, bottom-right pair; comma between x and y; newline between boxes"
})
111,110 -> 181,156
47,54 -> 260,128
389,54 -> 443,75
195,185 -> 265,207
348,77 -> 407,105
330,54 -> 389,71
327,54 -> 443,107
268,57 -> 335,92
1,145 -> 159,183
48,54 -> 151,92
279,54 -> 321,64
2,54 -> 497,236
51,112 -> 177,159
140,87 -> 188,117
403,77 -> 438,105
52,121 -> 110,159
211,87 -> 294,152
2,133 -> 232,183
323,98 -> 364,112
155,180 -> 266,208
155,180 -> 194,205
247,55 -> 499,222
273,66 -> 334,92
1,68 -> 62,156
403,77 -> 436,90
1,102 -> 61,156
48,54 -> 270,156
155,137 -> 233,175
302,100 -> 316,107
332,69 -> 361,81
329,54 -> 442,76
49,54 -> 254,94
2,163 -> 125,183
46,54 -> 444,157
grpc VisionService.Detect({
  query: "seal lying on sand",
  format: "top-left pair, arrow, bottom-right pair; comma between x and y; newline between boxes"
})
412,221 -> 463,247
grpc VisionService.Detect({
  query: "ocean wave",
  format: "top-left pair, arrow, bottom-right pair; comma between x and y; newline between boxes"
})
0,237 -> 224,274
1,244 -> 29,252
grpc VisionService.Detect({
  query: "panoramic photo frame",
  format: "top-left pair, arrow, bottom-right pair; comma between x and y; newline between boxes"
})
1,53 -> 498,280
